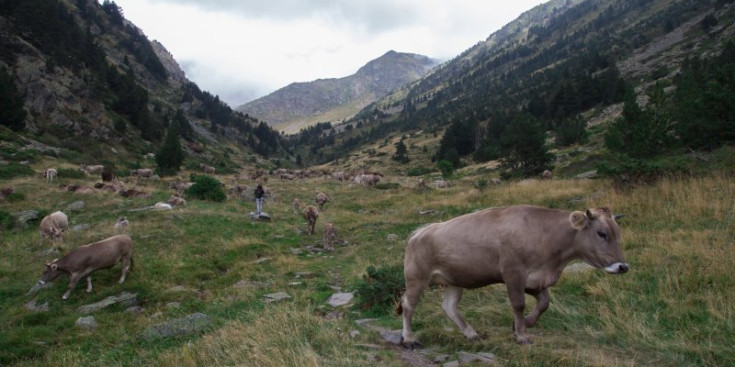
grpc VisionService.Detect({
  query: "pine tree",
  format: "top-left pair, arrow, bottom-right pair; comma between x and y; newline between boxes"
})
500,113 -> 553,177
156,123 -> 185,176
0,67 -> 27,131
392,139 -> 410,164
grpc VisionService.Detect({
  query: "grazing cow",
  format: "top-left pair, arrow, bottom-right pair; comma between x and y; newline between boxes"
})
542,170 -> 553,180
79,164 -> 104,174
130,168 -> 154,178
323,223 -> 337,251
398,205 -> 629,347
434,179 -> 450,189
315,192 -> 330,210
292,198 -> 301,215
39,211 -> 69,242
44,168 -> 57,183
28,235 -> 133,300
154,202 -> 173,210
332,171 -> 345,181
200,163 -> 216,174
0,186 -> 14,199
169,181 -> 193,194
114,217 -> 129,229
303,205 -> 319,235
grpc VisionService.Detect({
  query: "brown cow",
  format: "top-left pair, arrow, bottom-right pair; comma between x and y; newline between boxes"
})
315,191 -> 330,210
303,205 -> 319,235
398,205 -> 628,347
130,168 -> 154,178
28,234 -> 133,300
323,222 -> 337,251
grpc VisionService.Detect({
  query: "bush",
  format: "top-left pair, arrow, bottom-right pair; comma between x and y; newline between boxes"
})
354,265 -> 404,316
407,166 -> 432,176
437,160 -> 455,179
185,174 -> 226,202
0,210 -> 13,230
0,164 -> 33,179
474,178 -> 488,191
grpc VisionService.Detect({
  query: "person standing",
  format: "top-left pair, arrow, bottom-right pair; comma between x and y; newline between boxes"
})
254,184 -> 265,215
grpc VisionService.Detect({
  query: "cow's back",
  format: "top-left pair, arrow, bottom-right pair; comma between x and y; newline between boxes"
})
73,235 -> 132,269
405,206 -> 568,289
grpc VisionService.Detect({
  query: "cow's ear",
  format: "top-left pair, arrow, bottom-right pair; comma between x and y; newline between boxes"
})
570,211 -> 588,230
50,264 -> 58,271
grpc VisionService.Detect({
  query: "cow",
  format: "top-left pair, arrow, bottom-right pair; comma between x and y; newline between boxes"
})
27,235 -> 133,300
79,164 -> 104,174
434,179 -> 450,189
315,191 -> 330,210
542,170 -> 553,180
44,168 -> 57,183
293,198 -> 301,215
39,211 -> 69,243
303,205 -> 319,235
200,163 -> 216,174
114,217 -> 129,229
417,178 -> 426,189
398,205 -> 629,348
130,168 -> 154,178
323,222 -> 337,251
170,181 -> 194,195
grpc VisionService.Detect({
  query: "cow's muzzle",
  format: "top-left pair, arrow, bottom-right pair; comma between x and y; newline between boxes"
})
604,262 -> 629,274
27,280 -> 45,296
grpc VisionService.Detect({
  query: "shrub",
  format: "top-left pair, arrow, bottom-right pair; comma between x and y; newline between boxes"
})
0,210 -> 13,230
0,164 -> 33,179
474,178 -> 488,191
354,265 -> 404,316
185,174 -> 226,202
407,166 -> 432,176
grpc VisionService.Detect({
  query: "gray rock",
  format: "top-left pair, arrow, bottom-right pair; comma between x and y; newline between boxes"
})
379,329 -> 403,345
77,291 -> 138,314
263,292 -> 291,303
140,313 -> 210,340
25,300 -> 49,312
10,210 -> 39,228
75,316 -> 97,330
125,306 -> 144,314
65,201 -> 85,211
249,212 -> 271,221
326,292 -> 354,307
457,351 -> 495,364
576,170 -> 598,179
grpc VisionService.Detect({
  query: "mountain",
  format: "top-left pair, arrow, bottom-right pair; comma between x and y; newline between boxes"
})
0,0 -> 287,173
236,51 -> 438,134
293,0 -> 735,175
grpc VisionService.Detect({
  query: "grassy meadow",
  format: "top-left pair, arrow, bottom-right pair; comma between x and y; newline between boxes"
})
0,167 -> 733,366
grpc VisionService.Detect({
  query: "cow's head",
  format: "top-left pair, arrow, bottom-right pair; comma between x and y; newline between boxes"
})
570,208 -> 629,274
27,260 -> 64,296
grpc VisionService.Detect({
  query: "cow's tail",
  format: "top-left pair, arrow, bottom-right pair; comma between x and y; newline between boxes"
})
128,256 -> 134,273
396,303 -> 403,315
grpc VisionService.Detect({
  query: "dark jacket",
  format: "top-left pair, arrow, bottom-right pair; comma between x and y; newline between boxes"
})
254,186 -> 265,199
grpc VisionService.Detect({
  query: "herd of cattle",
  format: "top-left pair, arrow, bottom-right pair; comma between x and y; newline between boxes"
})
25,162 -> 630,347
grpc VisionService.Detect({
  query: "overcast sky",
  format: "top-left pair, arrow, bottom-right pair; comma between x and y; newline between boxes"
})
110,0 -> 548,107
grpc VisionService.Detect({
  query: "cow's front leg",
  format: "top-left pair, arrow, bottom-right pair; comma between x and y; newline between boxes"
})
86,275 -> 93,293
524,288 -> 550,328
506,276 -> 532,344
442,286 -> 479,340
63,273 -> 84,300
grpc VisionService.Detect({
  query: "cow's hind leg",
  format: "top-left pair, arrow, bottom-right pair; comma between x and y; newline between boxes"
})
119,255 -> 132,283
86,275 -> 93,293
400,275 -> 430,349
524,288 -> 550,328
442,286 -> 479,339
63,273 -> 85,300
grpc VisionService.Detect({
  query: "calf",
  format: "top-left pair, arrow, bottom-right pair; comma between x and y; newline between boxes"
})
28,235 -> 133,300
292,198 -> 301,215
39,211 -> 69,242
399,205 -> 628,347
303,205 -> 319,235
44,168 -> 57,183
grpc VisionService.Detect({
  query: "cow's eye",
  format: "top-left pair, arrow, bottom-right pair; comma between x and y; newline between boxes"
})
597,231 -> 607,240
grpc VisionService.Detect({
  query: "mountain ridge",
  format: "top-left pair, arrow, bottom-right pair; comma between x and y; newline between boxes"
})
236,50 -> 438,134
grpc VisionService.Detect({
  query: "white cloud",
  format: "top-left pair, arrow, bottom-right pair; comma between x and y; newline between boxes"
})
112,0 -> 547,106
